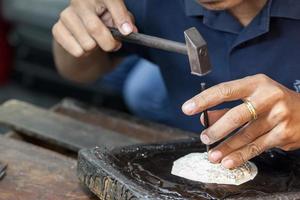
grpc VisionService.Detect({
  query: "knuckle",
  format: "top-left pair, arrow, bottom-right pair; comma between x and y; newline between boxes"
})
281,107 -> 291,120
85,20 -> 101,34
278,130 -> 290,141
255,74 -> 270,83
216,83 -> 234,99
242,75 -> 253,81
99,33 -> 118,51
247,143 -> 263,157
60,9 -> 70,21
271,87 -> 286,102
240,129 -> 254,143
81,40 -> 96,51
235,151 -> 246,165
274,105 -> 290,121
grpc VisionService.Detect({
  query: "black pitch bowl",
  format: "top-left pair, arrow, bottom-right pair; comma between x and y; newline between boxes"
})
78,138 -> 300,200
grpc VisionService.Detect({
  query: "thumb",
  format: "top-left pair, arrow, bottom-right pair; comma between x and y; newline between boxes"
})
103,0 -> 136,35
200,109 -> 229,127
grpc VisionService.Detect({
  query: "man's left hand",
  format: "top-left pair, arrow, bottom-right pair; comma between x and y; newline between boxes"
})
182,74 -> 300,169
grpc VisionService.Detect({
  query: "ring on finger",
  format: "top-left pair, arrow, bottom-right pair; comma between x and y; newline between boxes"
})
243,99 -> 258,120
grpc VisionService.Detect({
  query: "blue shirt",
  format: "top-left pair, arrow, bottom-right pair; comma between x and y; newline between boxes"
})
122,0 -> 300,132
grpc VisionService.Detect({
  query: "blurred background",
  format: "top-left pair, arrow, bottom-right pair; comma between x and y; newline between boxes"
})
0,0 -> 131,109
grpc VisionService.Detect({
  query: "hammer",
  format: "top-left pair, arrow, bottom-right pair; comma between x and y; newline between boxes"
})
109,27 -> 212,76
110,27 -> 212,152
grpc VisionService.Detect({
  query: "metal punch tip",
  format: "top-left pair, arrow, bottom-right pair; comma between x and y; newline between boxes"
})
201,83 -> 210,152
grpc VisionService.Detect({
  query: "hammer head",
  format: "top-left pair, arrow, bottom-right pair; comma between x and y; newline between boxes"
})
184,27 -> 212,76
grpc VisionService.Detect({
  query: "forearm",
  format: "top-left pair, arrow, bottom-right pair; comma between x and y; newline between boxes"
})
53,41 -> 121,83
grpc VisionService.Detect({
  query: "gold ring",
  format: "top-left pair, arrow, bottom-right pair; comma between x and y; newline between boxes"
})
243,99 -> 258,120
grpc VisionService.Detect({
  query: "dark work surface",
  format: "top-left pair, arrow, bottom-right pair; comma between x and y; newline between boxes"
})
78,140 -> 300,200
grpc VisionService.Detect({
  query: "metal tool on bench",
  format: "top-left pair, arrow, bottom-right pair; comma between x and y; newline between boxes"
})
0,162 -> 7,180
109,27 -> 212,76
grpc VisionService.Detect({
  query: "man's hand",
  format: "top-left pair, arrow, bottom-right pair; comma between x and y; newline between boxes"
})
182,74 -> 300,169
52,0 -> 137,57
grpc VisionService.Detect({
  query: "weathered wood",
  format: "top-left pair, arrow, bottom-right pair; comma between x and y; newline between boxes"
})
53,98 -> 193,143
0,136 -> 97,200
0,100 -> 140,152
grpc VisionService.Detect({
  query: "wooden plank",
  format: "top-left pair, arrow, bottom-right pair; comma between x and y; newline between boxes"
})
53,99 -> 194,143
0,100 -> 140,152
0,136 -> 97,200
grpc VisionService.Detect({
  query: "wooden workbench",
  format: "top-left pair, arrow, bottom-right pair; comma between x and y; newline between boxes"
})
0,136 -> 97,200
0,99 -> 193,200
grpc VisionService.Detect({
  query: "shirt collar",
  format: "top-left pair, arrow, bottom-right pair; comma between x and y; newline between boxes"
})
184,0 -> 204,17
184,0 -> 300,20
271,0 -> 300,20
184,0 -> 273,50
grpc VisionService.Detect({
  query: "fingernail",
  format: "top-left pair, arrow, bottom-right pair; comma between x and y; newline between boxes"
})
182,101 -> 196,114
200,133 -> 210,144
222,159 -> 234,169
210,150 -> 222,162
121,22 -> 132,35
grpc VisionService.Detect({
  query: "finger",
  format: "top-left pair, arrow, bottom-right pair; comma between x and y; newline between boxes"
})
221,131 -> 279,169
101,11 -> 115,27
208,115 -> 275,163
200,109 -> 229,126
60,7 -> 96,52
182,77 -> 255,115
200,103 -> 254,145
52,21 -> 84,57
77,7 -> 121,52
103,0 -> 136,35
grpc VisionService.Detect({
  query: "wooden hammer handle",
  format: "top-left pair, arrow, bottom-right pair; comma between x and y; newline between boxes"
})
109,27 -> 187,55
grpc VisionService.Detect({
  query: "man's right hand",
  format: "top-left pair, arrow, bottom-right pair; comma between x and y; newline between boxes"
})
52,0 -> 137,58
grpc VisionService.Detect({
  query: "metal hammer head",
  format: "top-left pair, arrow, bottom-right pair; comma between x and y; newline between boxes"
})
184,27 -> 212,76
